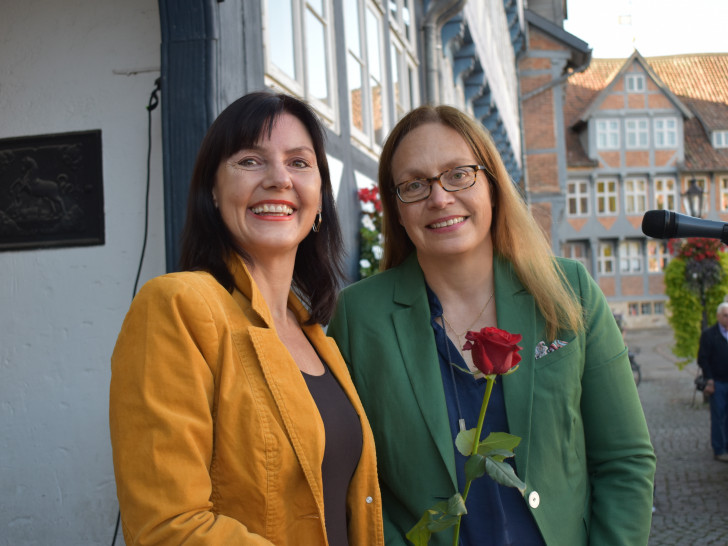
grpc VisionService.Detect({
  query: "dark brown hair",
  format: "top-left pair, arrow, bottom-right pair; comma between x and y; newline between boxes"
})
377,104 -> 583,338
179,91 -> 344,324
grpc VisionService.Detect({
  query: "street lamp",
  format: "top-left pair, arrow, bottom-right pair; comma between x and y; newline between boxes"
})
682,178 -> 703,218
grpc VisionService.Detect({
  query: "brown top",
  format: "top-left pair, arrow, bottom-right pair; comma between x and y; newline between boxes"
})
302,363 -> 363,546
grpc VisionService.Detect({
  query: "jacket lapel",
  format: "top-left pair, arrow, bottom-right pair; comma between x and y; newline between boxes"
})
493,254 -> 537,481
229,256 -> 327,507
392,255 -> 458,489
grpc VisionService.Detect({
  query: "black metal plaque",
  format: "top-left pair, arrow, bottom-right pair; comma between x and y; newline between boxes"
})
0,130 -> 104,251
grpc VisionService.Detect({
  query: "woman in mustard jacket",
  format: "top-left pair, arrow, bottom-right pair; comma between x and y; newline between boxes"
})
109,92 -> 383,545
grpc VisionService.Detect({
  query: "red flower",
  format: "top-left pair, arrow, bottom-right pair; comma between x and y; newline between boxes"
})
463,327 -> 523,376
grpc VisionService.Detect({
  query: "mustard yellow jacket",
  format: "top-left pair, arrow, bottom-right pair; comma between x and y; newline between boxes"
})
109,256 -> 383,545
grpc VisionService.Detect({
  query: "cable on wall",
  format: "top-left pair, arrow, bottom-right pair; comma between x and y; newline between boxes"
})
111,76 -> 161,546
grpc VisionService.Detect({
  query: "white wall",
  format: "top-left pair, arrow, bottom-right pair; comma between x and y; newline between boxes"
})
0,2 -> 164,544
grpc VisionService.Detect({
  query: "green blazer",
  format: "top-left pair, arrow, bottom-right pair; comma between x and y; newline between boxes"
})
329,253 -> 655,546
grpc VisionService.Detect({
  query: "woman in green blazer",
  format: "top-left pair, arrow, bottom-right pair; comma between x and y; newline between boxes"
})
329,105 -> 655,545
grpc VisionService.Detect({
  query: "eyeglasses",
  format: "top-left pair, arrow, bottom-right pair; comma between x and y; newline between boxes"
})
393,165 -> 487,203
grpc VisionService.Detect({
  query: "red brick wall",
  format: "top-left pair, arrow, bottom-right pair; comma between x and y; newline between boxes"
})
622,275 -> 643,296
530,202 -> 553,244
598,152 -> 620,168
600,94 -> 624,110
567,217 -> 587,232
648,94 -> 673,109
648,275 -> 666,295
627,94 -> 645,109
599,277 -> 616,297
523,90 -> 555,149
527,154 -> 560,192
597,216 -> 617,229
655,150 -> 677,166
626,150 -> 649,167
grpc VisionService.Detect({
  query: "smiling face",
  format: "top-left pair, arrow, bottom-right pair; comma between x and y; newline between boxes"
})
212,112 -> 322,264
391,122 -> 493,264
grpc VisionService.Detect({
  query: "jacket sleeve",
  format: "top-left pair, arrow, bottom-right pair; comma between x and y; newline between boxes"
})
574,264 -> 657,545
697,329 -> 713,380
109,275 -> 274,545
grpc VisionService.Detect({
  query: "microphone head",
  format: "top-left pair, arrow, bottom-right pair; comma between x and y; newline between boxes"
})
642,210 -> 670,239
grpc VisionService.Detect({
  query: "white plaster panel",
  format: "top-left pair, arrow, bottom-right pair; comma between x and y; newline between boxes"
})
0,1 -> 162,544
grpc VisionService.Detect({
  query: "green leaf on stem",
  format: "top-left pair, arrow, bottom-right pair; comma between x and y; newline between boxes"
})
464,453 -> 486,482
405,494 -> 467,546
455,428 -> 477,456
484,458 -> 527,494
479,448 -> 514,463
477,431 -> 521,454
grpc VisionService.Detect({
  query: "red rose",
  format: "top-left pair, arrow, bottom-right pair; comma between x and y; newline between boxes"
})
463,327 -> 523,376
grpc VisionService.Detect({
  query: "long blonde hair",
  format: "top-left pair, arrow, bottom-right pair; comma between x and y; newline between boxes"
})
377,105 -> 583,338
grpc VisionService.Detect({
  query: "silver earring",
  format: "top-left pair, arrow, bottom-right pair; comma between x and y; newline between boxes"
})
312,211 -> 323,232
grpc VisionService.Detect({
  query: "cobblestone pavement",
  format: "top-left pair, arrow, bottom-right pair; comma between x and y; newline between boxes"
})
625,328 -> 728,546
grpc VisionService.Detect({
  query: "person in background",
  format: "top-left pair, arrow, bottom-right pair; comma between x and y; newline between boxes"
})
328,104 -> 655,545
109,91 -> 383,545
697,302 -> 728,462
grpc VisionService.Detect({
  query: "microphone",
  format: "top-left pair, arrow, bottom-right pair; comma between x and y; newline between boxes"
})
642,210 -> 728,244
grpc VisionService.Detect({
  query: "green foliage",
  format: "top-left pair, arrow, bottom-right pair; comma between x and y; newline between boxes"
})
405,494 -> 466,546
664,240 -> 728,369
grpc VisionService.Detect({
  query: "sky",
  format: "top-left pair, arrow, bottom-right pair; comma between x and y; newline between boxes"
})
563,0 -> 728,59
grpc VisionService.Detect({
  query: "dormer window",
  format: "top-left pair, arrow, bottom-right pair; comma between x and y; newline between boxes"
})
713,130 -> 728,148
626,118 -> 649,148
654,118 -> 678,148
626,74 -> 646,92
596,119 -> 620,149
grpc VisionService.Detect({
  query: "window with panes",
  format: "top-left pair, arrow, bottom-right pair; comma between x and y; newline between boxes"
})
388,0 -> 418,122
720,176 -> 728,211
682,177 -> 708,216
596,119 -> 620,149
596,178 -> 618,215
345,0 -> 387,150
567,180 -> 589,216
713,130 -> 728,148
626,118 -> 649,148
265,0 -> 337,123
619,240 -> 643,273
654,118 -> 677,148
624,177 -> 647,214
598,241 -> 616,275
654,177 -> 677,210
626,74 -> 645,92
647,240 -> 670,272
562,241 -> 590,271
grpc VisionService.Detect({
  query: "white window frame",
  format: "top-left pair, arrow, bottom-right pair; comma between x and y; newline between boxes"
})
562,241 -> 590,271
713,130 -> 728,148
624,177 -> 647,214
596,178 -> 619,216
596,119 -> 620,150
647,240 -> 670,273
619,240 -> 643,274
626,74 -> 646,92
598,241 -> 616,276
389,35 -> 420,120
720,176 -> 728,211
345,0 -> 388,152
566,180 -> 590,217
654,176 -> 677,210
626,118 -> 649,149
654,117 -> 678,148
682,177 -> 708,217
263,0 -> 337,124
